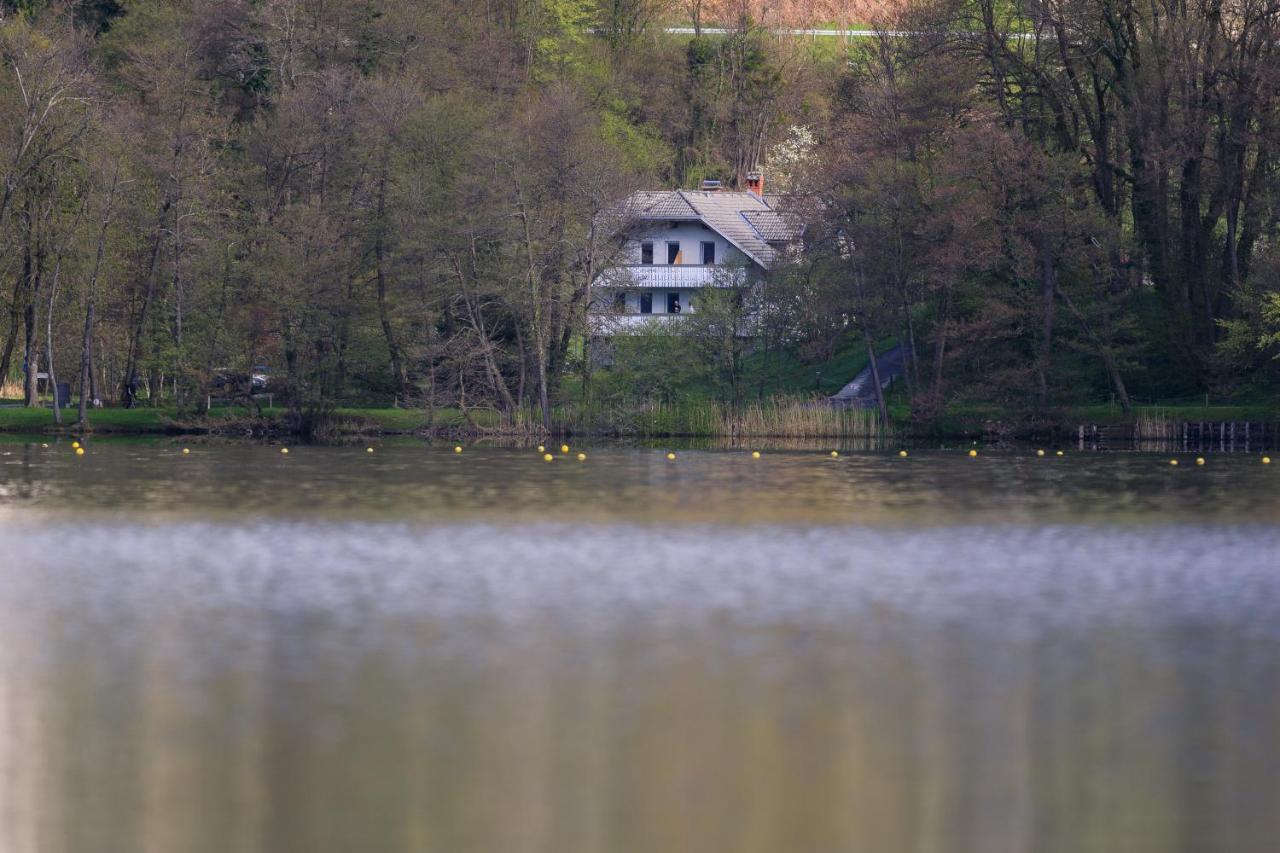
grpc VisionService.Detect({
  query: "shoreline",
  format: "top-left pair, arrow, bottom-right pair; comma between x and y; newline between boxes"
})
1,404 -> 1276,447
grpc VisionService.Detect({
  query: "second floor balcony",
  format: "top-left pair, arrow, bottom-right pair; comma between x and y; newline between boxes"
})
597,264 -> 748,290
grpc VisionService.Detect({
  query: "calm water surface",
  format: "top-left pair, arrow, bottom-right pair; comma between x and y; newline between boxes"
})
1,440 -> 1278,852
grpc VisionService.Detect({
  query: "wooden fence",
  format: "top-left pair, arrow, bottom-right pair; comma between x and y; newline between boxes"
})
1071,421 -> 1279,452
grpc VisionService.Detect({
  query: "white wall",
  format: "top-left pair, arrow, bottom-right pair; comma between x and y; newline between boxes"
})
626,222 -> 748,266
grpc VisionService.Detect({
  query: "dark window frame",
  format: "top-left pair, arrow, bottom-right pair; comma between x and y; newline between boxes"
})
667,292 -> 681,314
701,241 -> 715,265
640,242 -> 654,265
666,241 -> 680,265
640,292 -> 653,314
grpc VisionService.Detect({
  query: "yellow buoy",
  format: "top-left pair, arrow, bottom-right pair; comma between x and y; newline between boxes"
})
830,450 -> 839,457
968,449 -> 978,457
898,450 -> 908,457
560,444 -> 569,454
543,453 -> 554,462
1056,450 -> 1064,457
281,447 -> 289,454
1169,459 -> 1178,466
1036,449 -> 1045,457
71,441 -> 80,449
454,446 -> 463,454
1196,457 -> 1205,466
182,448 -> 190,455
75,447 -> 85,456
577,452 -> 586,461
1263,456 -> 1272,464
666,452 -> 676,460
366,447 -> 374,453
42,443 -> 49,448
751,451 -> 761,459
537,445 -> 545,453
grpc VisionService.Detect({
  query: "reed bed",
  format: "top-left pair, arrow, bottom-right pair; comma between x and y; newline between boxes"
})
1133,408 -> 1178,441
494,396 -> 890,439
726,399 -> 885,439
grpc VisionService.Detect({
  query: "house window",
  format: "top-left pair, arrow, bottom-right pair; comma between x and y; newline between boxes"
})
614,291 -> 627,312
640,292 -> 653,314
667,292 -> 681,314
666,241 -> 681,265
640,242 -> 653,265
701,241 -> 715,264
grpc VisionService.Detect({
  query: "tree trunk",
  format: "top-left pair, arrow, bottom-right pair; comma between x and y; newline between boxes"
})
850,261 -> 889,427
930,282 -> 952,409
374,168 -> 408,400
0,242 -> 30,388
122,208 -> 168,399
45,265 -> 61,425
1036,238 -> 1057,412
80,165 -> 120,429
515,187 -> 551,431
23,298 -> 38,407
1055,283 -> 1132,413
863,327 -> 888,428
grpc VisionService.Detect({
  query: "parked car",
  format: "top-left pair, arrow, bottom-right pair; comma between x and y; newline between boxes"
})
210,366 -> 270,394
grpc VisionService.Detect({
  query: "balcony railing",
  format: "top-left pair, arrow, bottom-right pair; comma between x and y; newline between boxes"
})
588,312 -> 759,337
588,314 -> 689,335
597,264 -> 747,289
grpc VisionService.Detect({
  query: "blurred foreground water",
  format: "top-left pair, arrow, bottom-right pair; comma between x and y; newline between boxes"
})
0,441 -> 1277,852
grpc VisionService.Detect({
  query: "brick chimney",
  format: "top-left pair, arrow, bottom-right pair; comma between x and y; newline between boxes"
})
745,171 -> 764,196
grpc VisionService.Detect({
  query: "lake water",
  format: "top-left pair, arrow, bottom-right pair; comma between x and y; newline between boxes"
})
1,439 -> 1278,852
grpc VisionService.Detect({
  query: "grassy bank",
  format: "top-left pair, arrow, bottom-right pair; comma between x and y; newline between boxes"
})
3,396 -> 1272,441
0,397 -> 888,440
0,404 -> 485,436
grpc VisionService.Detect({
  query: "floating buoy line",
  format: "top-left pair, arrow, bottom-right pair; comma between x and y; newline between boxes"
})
61,443 -> 1273,466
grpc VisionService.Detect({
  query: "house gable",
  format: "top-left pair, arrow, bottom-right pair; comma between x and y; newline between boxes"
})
613,189 -> 802,272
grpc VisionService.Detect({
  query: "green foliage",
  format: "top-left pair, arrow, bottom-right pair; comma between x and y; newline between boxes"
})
599,106 -> 672,176
592,332 -> 716,406
0,0 -> 1275,439
530,0 -> 596,79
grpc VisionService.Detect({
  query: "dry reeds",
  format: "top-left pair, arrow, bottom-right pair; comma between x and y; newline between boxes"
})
1134,408 -> 1177,441
494,396 -> 891,439
724,399 -> 885,439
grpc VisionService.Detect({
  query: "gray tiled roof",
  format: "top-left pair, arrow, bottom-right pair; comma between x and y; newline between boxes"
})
741,209 -> 803,243
615,189 -> 801,270
623,191 -> 699,219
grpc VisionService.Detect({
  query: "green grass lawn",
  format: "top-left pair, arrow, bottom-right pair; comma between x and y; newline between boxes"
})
741,336 -> 896,398
2,385 -> 1272,437
0,404 -> 480,435
0,405 -> 176,432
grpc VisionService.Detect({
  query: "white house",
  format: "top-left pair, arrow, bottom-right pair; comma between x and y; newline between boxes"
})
591,175 -> 802,334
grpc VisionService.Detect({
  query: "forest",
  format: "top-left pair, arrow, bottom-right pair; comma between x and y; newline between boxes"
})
1,0 -> 1278,433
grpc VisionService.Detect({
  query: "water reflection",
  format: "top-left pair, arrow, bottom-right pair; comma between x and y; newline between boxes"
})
0,444 -> 1277,852
0,441 -> 1277,524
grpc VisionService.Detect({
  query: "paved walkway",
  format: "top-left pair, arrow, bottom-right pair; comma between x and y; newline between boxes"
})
829,345 -> 905,408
